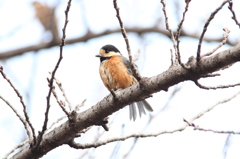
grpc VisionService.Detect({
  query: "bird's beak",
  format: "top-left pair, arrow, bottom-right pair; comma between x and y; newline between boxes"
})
95,54 -> 102,57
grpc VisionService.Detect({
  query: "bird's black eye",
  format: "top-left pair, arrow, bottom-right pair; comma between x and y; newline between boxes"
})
105,49 -> 109,53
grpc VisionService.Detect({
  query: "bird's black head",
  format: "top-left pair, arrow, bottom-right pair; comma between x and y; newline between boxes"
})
96,45 -> 122,62
101,45 -> 121,54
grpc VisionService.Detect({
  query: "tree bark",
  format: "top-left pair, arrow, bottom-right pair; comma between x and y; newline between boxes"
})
11,43 -> 240,159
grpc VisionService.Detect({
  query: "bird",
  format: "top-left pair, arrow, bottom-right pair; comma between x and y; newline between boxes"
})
32,1 -> 59,42
96,44 -> 153,121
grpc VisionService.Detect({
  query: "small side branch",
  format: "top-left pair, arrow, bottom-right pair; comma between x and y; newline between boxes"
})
228,1 -> 240,28
113,0 -> 142,80
190,90 -> 240,123
37,0 -> 72,147
160,0 -> 189,69
4,139 -> 29,159
175,0 -> 191,67
184,119 -> 240,134
194,80 -> 240,90
0,95 -> 32,141
47,115 -> 67,131
196,0 -> 229,61
67,128 -> 184,149
52,73 -> 72,111
48,78 -> 70,117
0,66 -> 36,144
75,99 -> 86,111
201,28 -> 230,57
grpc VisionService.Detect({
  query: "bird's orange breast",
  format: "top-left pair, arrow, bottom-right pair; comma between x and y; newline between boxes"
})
99,55 -> 136,91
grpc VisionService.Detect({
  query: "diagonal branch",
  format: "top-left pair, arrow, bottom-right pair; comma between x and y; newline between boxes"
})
175,0 -> 191,68
67,128 -> 184,149
113,0 -> 142,80
36,0 -> 72,147
4,139 -> 29,159
160,0 -> 178,63
49,81 -> 70,117
160,0 -> 189,69
184,119 -> 240,134
201,28 -> 230,57
0,66 -> 36,144
54,75 -> 72,111
194,80 -> 240,90
11,43 -> 240,159
70,88 -> 240,149
0,95 -> 32,141
196,0 -> 229,61
183,90 -> 240,135
228,1 -> 240,28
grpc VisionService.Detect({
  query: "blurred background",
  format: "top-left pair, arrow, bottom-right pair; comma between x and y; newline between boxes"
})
0,0 -> 240,158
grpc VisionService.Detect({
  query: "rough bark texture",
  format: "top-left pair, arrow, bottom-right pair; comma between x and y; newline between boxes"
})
11,43 -> 240,159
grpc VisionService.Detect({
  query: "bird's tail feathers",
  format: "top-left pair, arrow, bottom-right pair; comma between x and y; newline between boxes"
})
129,99 -> 153,121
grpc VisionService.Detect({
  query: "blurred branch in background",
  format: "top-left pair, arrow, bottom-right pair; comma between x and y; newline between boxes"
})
0,27 -> 238,60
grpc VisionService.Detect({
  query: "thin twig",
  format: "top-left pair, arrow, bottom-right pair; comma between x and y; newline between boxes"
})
0,66 -> 36,143
201,73 -> 221,78
111,125 -> 125,158
188,90 -> 240,122
123,137 -> 138,159
75,99 -> 86,111
196,0 -> 229,61
48,78 -> 70,117
194,80 -> 240,90
67,128 -> 181,149
4,139 -> 29,159
113,0 -> 142,80
170,49 -> 174,66
184,119 -> 240,134
222,134 -> 232,159
47,115 -> 67,131
36,0 -> 72,147
161,0 -> 177,60
228,1 -> 240,28
0,95 -> 32,141
201,28 -> 230,57
160,0 -> 189,69
175,0 -> 191,66
132,49 -> 140,62
51,73 -> 72,111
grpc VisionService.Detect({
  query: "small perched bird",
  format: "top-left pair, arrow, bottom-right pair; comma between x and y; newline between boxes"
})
32,1 -> 59,42
96,44 -> 153,121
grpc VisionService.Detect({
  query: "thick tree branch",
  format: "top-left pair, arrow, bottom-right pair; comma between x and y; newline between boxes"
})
0,27 -> 237,60
11,43 -> 240,159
